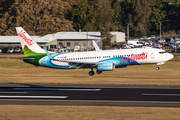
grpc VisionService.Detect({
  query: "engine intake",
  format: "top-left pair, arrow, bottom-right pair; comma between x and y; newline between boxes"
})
97,62 -> 115,71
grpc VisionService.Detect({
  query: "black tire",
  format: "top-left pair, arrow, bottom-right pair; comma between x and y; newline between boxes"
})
156,67 -> 160,70
89,71 -> 95,76
96,71 -> 102,74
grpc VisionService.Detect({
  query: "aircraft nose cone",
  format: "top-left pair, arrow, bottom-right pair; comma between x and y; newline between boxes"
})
169,53 -> 174,60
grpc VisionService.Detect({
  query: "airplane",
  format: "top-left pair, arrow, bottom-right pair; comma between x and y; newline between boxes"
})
92,40 -> 102,51
16,27 -> 174,76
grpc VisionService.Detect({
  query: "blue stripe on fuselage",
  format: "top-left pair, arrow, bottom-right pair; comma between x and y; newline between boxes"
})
99,57 -> 139,67
40,53 -> 77,69
40,53 -> 140,69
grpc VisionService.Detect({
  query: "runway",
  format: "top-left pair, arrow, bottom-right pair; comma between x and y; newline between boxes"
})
0,84 -> 180,107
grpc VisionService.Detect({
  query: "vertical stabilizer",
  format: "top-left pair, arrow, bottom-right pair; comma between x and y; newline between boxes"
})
16,27 -> 45,53
92,40 -> 101,51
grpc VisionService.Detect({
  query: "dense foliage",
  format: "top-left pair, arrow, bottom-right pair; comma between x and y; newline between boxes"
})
1,0 -> 180,46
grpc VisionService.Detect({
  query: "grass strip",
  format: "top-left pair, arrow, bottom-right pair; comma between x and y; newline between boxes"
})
0,58 -> 179,86
0,105 -> 180,120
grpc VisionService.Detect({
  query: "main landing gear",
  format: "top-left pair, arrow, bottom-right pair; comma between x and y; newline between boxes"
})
88,68 -> 102,76
96,70 -> 102,74
89,70 -> 95,76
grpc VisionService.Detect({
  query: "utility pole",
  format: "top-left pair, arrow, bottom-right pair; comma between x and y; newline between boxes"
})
127,22 -> 130,41
86,23 -> 88,51
115,21 -> 119,31
151,20 -> 170,40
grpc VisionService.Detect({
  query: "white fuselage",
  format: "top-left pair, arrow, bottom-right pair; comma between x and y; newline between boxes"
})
39,48 -> 174,69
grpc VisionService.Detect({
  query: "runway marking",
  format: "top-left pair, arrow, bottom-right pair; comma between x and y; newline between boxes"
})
13,88 -> 101,91
1,99 -> 180,104
142,93 -> 180,96
97,87 -> 180,89
0,96 -> 68,99
0,92 -> 27,94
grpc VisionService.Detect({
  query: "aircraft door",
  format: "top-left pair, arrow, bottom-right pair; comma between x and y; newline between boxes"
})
151,51 -> 154,59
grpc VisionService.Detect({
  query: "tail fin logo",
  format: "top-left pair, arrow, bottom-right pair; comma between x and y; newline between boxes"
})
18,30 -> 34,46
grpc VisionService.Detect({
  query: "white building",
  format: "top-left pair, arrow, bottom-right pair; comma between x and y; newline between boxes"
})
0,31 -> 125,52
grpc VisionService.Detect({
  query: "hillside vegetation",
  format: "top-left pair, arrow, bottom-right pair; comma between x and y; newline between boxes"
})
0,0 -> 180,38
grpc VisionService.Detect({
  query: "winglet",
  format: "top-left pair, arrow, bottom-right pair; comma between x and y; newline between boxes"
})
45,49 -> 54,60
92,40 -> 101,51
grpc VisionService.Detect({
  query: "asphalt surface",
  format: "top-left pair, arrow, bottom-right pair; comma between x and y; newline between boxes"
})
1,84 -> 180,107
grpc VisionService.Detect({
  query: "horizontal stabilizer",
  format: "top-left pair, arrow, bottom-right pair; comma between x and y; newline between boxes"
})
45,49 -> 54,60
23,58 -> 35,60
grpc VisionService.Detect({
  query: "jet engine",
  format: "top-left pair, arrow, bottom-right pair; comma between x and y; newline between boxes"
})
97,62 -> 115,71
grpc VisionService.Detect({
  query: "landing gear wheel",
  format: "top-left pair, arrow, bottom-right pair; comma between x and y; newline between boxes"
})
96,70 -> 102,74
156,67 -> 160,70
89,71 -> 95,76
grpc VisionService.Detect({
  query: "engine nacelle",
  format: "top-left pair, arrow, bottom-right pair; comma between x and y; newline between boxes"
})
97,62 -> 115,71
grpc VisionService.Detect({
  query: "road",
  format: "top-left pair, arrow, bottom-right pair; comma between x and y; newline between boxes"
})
0,84 -> 180,107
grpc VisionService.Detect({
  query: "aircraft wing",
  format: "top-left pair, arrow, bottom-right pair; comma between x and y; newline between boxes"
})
44,49 -> 98,69
67,61 -> 97,69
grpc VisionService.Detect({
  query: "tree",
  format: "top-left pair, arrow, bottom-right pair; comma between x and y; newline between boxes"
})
131,0 -> 151,36
100,23 -> 113,47
94,0 -> 115,27
0,0 -> 75,35
149,3 -> 167,35
71,0 -> 101,31
94,0 -> 114,47
111,0 -> 123,31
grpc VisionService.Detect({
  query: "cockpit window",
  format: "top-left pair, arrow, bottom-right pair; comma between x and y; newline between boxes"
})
159,51 -> 166,54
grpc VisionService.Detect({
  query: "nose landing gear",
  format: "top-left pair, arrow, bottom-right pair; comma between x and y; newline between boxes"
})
156,66 -> 160,70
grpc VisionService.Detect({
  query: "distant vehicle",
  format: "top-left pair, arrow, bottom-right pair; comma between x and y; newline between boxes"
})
122,44 -> 130,49
127,43 -> 134,48
104,46 -> 110,50
152,44 -> 160,48
151,41 -> 158,45
149,35 -> 156,39
121,44 -> 134,49
74,46 -> 81,51
144,42 -> 150,46
146,37 -> 151,40
128,40 -> 143,47
140,36 -> 147,41
163,44 -> 173,49
7,48 -> 14,53
14,48 -> 22,53
176,40 -> 180,44
158,39 -> 166,43
170,43 -> 179,48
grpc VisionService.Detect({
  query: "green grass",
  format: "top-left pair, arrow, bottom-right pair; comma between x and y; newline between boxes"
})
0,53 -> 24,57
0,105 -> 180,120
0,54 -> 180,119
172,54 -> 180,60
0,57 -> 179,86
